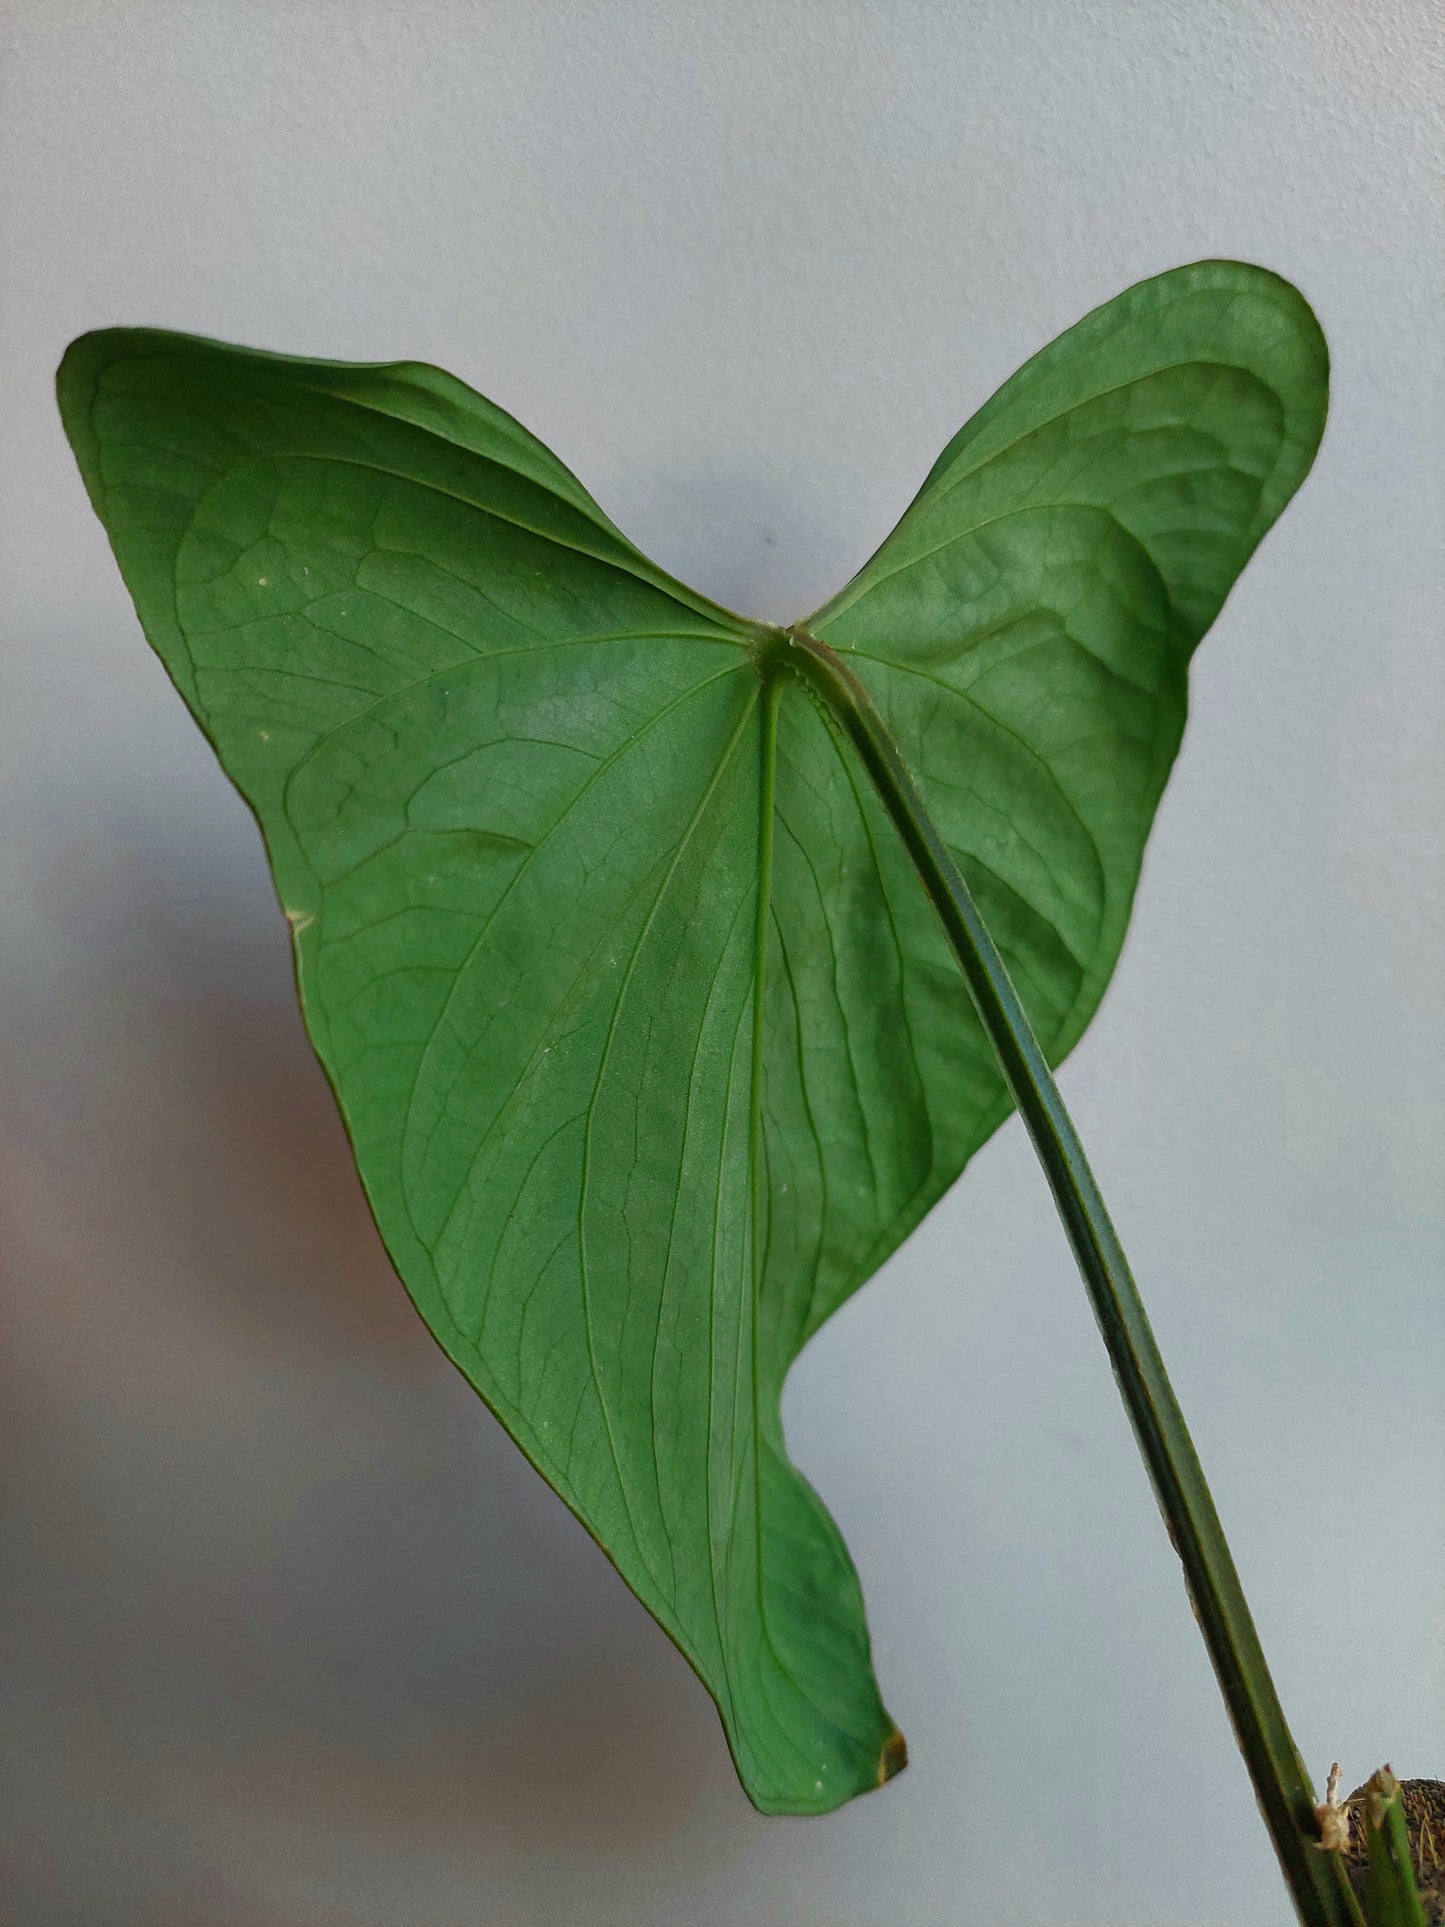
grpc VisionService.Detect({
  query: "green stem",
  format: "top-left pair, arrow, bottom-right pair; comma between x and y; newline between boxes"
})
783,627 -> 1365,1927
1361,1771 -> 1429,1927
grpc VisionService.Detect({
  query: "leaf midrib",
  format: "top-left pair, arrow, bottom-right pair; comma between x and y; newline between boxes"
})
577,681 -> 763,1605
398,660 -> 753,1256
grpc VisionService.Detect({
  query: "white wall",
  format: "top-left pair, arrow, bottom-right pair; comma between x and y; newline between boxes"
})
2,4 -> 1441,1922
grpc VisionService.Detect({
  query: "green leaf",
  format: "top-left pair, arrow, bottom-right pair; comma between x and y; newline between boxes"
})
57,260 -> 1326,1816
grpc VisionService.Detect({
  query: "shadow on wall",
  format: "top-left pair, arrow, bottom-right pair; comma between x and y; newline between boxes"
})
1,797 -> 753,1920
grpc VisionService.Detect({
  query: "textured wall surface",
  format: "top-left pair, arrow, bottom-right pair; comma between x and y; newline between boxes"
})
2,4 -> 1441,1922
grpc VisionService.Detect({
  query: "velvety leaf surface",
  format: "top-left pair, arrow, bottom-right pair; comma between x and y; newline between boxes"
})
58,260 -> 1326,1814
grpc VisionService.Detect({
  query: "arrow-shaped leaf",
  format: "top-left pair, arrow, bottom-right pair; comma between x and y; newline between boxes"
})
58,260 -> 1327,1815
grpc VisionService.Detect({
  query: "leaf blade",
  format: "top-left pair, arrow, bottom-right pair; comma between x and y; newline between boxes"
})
57,261 -> 1328,1817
